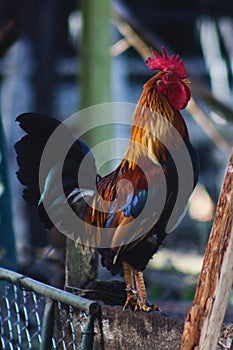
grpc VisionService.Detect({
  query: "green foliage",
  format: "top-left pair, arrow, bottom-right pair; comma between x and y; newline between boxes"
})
147,269 -> 198,302
148,283 -> 166,300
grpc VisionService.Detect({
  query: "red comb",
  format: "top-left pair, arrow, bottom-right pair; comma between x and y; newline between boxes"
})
146,48 -> 187,78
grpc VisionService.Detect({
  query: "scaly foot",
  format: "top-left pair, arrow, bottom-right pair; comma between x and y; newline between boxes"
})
123,288 -> 137,310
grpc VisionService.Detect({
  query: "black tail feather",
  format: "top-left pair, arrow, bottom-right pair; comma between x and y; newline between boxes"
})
15,113 -> 64,205
15,112 -> 97,230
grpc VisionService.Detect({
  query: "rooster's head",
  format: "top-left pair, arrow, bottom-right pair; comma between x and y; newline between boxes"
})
146,48 -> 191,110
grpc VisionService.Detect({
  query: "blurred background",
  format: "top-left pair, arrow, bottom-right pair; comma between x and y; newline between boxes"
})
0,0 -> 232,319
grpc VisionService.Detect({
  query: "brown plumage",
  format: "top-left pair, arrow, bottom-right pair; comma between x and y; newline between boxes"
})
15,48 -> 199,311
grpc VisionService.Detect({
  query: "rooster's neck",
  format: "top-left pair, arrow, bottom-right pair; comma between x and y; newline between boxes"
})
123,82 -> 190,168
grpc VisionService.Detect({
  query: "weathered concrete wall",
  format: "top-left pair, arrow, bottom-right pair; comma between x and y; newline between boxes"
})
94,305 -> 184,350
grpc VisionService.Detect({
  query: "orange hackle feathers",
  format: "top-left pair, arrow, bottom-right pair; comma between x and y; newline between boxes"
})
122,72 -> 190,167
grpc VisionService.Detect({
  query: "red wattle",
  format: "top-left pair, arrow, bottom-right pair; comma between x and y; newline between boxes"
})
167,82 -> 191,110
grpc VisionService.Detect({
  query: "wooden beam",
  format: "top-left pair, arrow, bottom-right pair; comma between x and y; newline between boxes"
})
186,98 -> 231,152
65,239 -> 98,289
181,148 -> 233,350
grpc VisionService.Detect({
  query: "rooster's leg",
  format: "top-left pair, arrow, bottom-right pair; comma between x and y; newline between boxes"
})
134,270 -> 159,312
122,261 -> 137,310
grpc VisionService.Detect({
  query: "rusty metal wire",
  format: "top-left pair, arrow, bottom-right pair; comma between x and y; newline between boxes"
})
0,268 -> 99,350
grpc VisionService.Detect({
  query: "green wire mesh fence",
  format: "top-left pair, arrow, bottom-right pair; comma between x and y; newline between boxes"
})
0,268 -> 101,350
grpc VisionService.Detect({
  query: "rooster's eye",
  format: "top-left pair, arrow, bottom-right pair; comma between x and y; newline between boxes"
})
165,74 -> 172,81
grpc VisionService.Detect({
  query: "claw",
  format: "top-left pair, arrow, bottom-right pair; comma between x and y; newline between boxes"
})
134,301 -> 160,312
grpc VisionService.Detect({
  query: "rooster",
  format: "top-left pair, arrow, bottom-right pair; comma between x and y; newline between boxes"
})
15,48 -> 199,311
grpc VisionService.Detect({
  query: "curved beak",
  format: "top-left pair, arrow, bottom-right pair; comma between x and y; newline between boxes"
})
181,78 -> 191,85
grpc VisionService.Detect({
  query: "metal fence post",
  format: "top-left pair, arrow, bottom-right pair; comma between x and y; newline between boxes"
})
40,298 -> 55,350
81,303 -> 101,350
81,313 -> 95,350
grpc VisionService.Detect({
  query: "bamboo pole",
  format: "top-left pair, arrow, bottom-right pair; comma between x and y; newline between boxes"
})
66,0 -> 111,290
80,0 -> 111,109
181,148 -> 233,350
